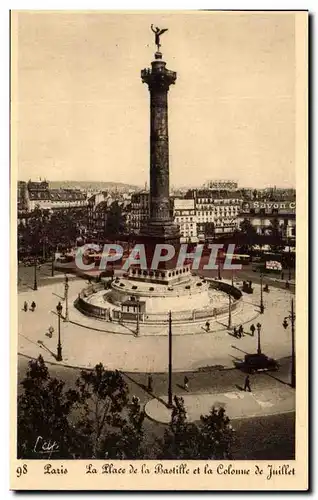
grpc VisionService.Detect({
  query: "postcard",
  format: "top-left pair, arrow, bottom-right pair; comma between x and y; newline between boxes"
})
11,10 -> 308,491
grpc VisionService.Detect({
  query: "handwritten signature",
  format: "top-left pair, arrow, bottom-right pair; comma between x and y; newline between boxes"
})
33,436 -> 60,458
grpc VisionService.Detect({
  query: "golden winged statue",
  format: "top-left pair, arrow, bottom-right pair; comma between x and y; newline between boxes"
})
151,25 -> 168,51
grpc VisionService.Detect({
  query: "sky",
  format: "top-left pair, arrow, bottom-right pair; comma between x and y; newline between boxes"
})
13,11 -> 296,188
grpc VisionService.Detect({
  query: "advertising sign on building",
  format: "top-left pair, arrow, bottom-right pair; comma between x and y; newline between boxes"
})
242,201 -> 296,213
265,260 -> 283,271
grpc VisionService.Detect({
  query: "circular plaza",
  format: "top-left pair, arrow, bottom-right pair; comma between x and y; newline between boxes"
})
74,266 -> 244,327
18,274 -> 295,372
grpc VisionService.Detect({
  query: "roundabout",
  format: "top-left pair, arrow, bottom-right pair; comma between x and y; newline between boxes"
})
18,277 -> 295,373
74,272 -> 243,327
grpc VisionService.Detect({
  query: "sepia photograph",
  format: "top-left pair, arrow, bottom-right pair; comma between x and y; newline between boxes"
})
11,9 -> 308,490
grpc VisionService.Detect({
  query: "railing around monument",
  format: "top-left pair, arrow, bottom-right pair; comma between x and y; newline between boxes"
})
74,279 -> 243,325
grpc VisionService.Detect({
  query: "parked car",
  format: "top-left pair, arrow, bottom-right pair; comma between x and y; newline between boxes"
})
235,353 -> 279,374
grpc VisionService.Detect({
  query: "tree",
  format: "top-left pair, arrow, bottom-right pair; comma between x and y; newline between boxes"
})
17,358 -> 147,460
102,395 -> 146,459
158,396 -> 202,459
17,356 -> 79,459
105,201 -> 126,237
158,396 -> 235,460
240,218 -> 256,236
268,218 -> 284,251
48,210 -> 79,251
18,207 -> 50,258
199,406 -> 235,459
74,363 -> 130,458
239,218 -> 258,246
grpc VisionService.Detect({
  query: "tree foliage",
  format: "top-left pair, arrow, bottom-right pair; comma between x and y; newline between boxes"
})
105,201 -> 126,237
17,355 -> 79,459
199,406 -> 235,459
18,208 -> 84,259
158,396 -> 202,459
158,396 -> 235,460
74,363 -> 130,458
18,359 -> 235,460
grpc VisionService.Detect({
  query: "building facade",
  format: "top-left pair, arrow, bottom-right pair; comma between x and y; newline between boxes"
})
173,198 -> 198,242
186,188 -> 242,241
238,199 -> 296,240
129,191 -> 150,234
22,180 -> 87,212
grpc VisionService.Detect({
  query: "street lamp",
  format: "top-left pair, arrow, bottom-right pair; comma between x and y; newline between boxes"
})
283,298 -> 296,388
218,260 -> 222,280
256,322 -> 262,355
51,250 -> 55,277
228,293 -> 232,329
168,310 -> 173,408
64,275 -> 69,322
33,258 -> 38,291
288,238 -> 292,282
135,296 -> 140,337
56,301 -> 63,361
260,273 -> 264,314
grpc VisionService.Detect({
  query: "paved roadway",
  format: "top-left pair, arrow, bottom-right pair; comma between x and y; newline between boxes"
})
17,355 -> 295,460
18,261 -> 295,293
16,261 -> 295,459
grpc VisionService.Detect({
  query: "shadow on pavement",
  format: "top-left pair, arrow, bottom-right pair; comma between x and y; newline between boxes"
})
122,371 -> 170,409
231,345 -> 249,355
117,322 -> 136,335
176,383 -> 187,392
229,354 -> 243,363
264,371 -> 292,387
37,340 -> 58,361
235,384 -> 244,391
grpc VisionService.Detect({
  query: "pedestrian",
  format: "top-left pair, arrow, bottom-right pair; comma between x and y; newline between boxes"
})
23,301 -> 28,312
184,375 -> 189,392
281,271 -> 285,280
31,301 -> 36,312
250,324 -> 255,336
132,395 -> 140,405
47,326 -> 54,338
205,321 -> 210,332
238,325 -> 244,337
147,375 -> 153,393
233,326 -> 238,338
244,375 -> 251,392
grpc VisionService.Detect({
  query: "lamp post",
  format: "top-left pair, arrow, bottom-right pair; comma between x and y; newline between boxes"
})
228,293 -> 232,329
64,275 -> 69,322
33,258 -> 38,291
288,239 -> 292,282
51,250 -> 55,277
231,270 -> 234,287
260,273 -> 264,314
56,301 -> 63,361
283,298 -> 296,388
168,310 -> 173,408
256,322 -> 262,355
218,260 -> 222,280
135,296 -> 140,337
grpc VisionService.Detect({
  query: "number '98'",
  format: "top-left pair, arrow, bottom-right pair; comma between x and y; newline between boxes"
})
16,464 -> 28,477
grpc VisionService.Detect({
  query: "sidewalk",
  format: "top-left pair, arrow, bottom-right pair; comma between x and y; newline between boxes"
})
18,279 -> 295,372
145,386 -> 295,424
